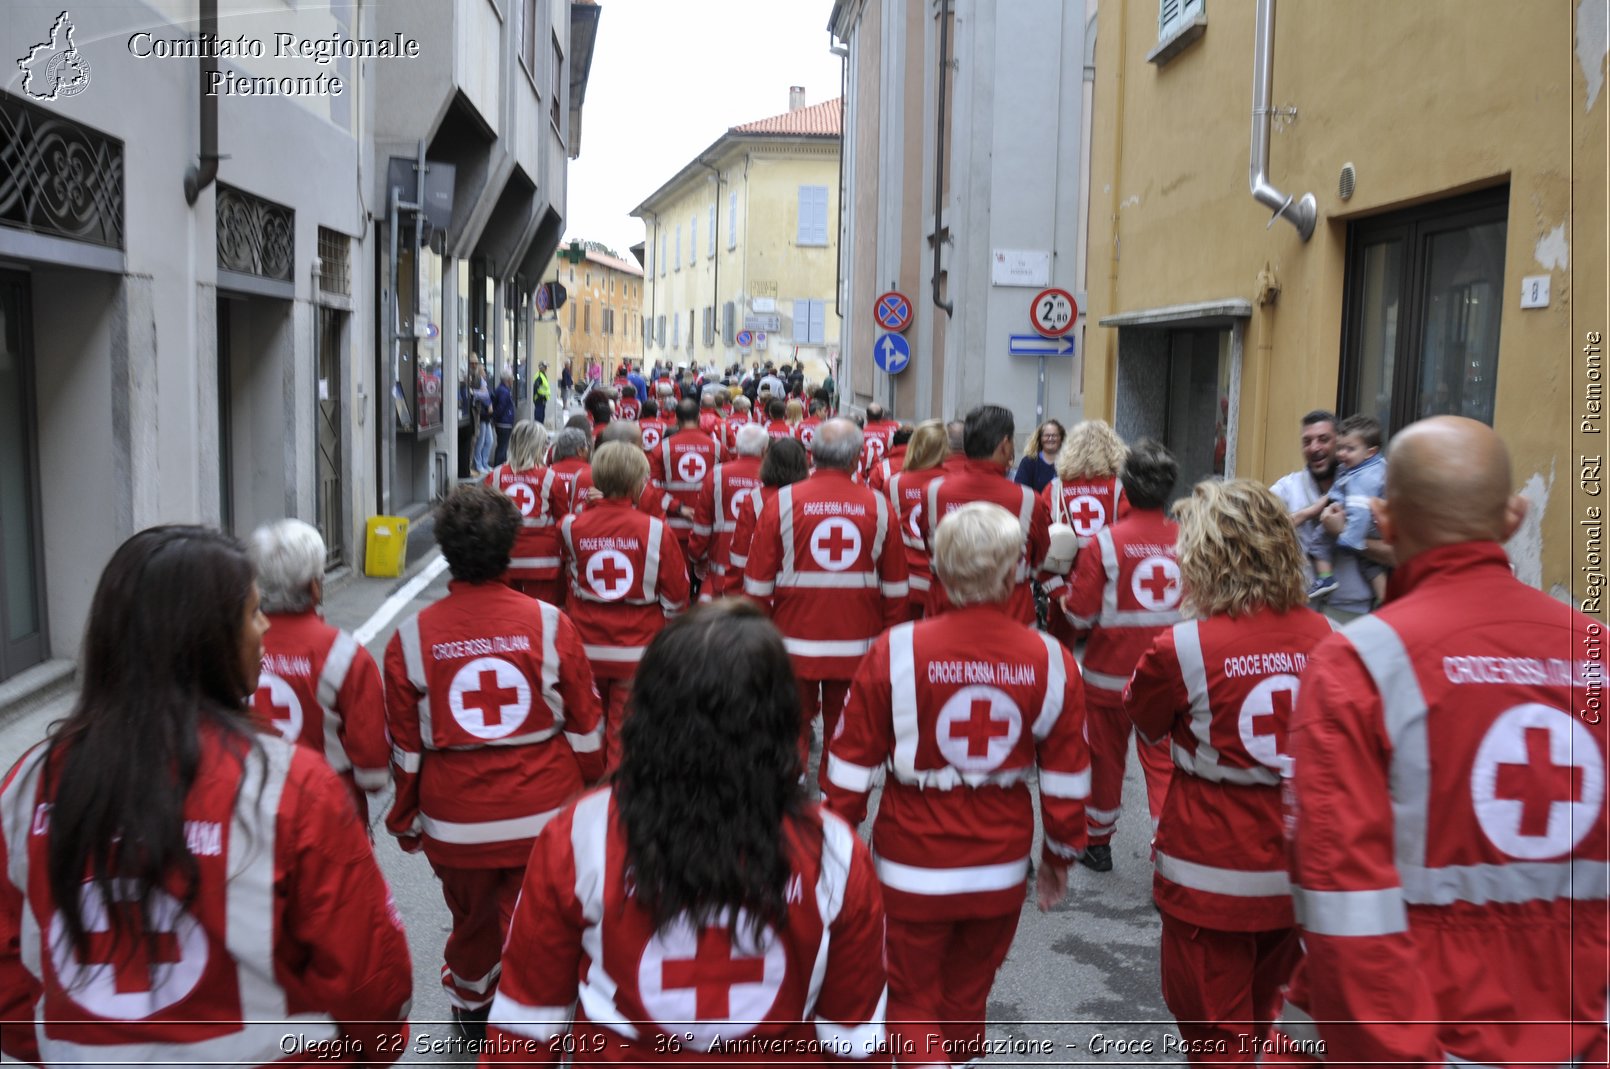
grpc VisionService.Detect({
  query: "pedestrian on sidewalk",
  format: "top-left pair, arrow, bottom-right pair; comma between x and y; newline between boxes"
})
0,526 -> 412,1065
559,361 -> 574,409
534,362 -> 551,425
492,370 -> 516,466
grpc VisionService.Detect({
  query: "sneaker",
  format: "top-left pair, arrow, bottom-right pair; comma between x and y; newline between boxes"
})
1078,844 -> 1113,872
1307,575 -> 1338,600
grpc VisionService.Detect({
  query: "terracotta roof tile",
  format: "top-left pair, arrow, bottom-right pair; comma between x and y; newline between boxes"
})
731,97 -> 842,137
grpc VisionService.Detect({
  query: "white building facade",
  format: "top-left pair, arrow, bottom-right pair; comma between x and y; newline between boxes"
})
830,0 -> 1097,433
0,0 -> 596,683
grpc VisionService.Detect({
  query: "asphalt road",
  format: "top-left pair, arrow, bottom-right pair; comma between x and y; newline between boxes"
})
0,556 -> 1178,1067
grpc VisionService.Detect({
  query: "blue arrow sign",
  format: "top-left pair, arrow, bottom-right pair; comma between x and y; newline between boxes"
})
1008,333 -> 1076,357
874,332 -> 911,374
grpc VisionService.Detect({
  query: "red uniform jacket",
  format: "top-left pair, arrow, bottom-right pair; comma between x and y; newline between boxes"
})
724,485 -> 775,598
922,459 -> 1050,625
653,428 -> 722,545
559,501 -> 689,680
796,416 -> 823,453
764,419 -> 794,442
616,398 -> 642,422
1124,608 -> 1334,931
884,466 -> 946,606
482,789 -> 890,1065
384,582 -> 603,868
688,456 -> 764,592
825,605 -> 1090,921
744,470 -> 909,680
1056,508 -> 1181,703
639,417 -> 669,453
1285,543 -> 1607,1066
1040,474 -> 1128,540
252,611 -> 390,820
0,728 -> 411,1066
485,463 -> 571,585
550,456 -> 591,514
858,420 -> 899,477
698,409 -> 722,437
865,446 -> 906,496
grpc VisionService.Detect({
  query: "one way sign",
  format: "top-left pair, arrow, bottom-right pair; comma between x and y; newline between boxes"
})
1008,334 -> 1076,357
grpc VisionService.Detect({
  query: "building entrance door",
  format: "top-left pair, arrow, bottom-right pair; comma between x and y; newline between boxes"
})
0,271 -> 48,681
316,307 -> 345,566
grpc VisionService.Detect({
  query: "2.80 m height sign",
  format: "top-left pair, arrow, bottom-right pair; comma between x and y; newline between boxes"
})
1030,288 -> 1078,338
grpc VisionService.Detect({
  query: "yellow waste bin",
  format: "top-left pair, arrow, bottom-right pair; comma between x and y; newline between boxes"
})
364,516 -> 409,578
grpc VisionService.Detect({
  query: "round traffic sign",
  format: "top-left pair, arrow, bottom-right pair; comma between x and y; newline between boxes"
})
1030,288 -> 1078,338
736,329 -> 754,349
874,291 -> 913,333
874,332 -> 911,375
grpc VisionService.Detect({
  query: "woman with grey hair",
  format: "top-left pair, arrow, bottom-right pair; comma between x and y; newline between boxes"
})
825,501 -> 1089,1061
484,420 -> 569,605
247,518 -> 390,822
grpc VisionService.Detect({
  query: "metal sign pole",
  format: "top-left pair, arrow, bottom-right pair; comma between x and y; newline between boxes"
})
1037,354 -> 1047,424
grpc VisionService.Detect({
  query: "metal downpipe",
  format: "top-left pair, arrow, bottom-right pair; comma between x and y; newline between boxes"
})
1249,0 -> 1315,240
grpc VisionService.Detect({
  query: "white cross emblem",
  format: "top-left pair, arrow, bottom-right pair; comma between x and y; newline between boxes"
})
637,912 -> 785,1047
809,517 -> 863,572
506,481 -> 538,517
1130,555 -> 1182,611
642,425 -> 663,450
1471,703 -> 1604,860
254,671 -> 303,745
1236,674 -> 1299,775
447,657 -> 532,740
50,884 -> 209,1019
1064,494 -> 1107,538
935,685 -> 1023,773
586,549 -> 636,600
676,451 -> 709,484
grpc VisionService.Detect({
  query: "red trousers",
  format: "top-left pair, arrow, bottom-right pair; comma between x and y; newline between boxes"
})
1159,911 -> 1302,1065
1086,693 -> 1172,844
596,675 -> 633,773
885,913 -> 1020,1068
797,677 -> 850,791
432,864 -> 525,1011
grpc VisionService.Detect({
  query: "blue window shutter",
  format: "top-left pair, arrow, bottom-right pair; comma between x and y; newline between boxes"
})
810,300 -> 827,344
728,192 -> 738,249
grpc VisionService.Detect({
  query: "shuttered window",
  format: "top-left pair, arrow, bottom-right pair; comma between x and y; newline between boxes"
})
799,299 -> 827,345
708,205 -> 717,257
1158,0 -> 1204,41
689,215 -> 697,265
797,185 -> 829,246
674,226 -> 682,271
728,192 -> 738,250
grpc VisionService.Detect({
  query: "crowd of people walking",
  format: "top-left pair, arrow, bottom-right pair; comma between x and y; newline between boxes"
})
0,370 -> 1601,1067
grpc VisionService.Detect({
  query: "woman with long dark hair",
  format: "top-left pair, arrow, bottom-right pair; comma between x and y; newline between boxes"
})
0,526 -> 411,1066
481,602 -> 890,1065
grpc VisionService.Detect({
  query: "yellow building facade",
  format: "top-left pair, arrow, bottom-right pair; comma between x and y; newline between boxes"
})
1086,0 -> 1606,608
633,92 -> 842,385
551,246 -> 645,377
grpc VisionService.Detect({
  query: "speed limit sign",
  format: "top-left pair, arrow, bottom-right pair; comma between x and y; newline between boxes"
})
1030,288 -> 1078,338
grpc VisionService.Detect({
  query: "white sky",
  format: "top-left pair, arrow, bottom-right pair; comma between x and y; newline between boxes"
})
566,0 -> 844,259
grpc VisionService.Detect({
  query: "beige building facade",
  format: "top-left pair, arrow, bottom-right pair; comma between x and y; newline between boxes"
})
1086,0 -> 1606,608
549,246 -> 645,377
632,91 -> 842,384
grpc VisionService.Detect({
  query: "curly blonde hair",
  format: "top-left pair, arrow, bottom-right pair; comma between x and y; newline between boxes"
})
1056,419 -> 1127,481
1173,479 -> 1307,618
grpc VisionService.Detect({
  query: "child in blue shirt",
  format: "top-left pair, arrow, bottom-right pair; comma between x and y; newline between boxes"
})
1292,413 -> 1388,604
